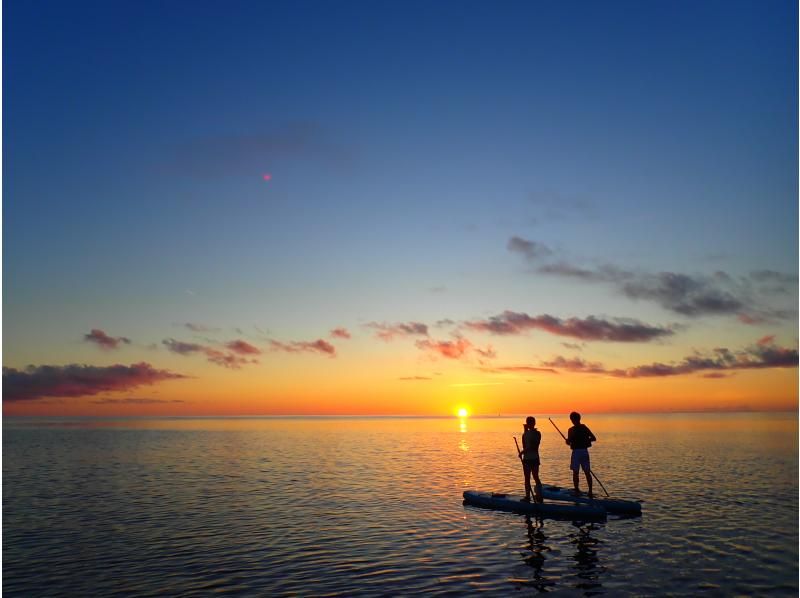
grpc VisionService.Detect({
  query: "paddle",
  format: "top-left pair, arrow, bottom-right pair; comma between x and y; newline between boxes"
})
548,417 -> 610,497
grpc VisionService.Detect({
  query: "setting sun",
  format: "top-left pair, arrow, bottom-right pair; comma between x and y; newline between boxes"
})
456,407 -> 469,418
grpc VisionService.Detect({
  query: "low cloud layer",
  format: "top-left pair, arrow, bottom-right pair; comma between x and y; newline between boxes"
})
84,329 -> 131,350
415,338 -> 472,360
270,339 -> 336,357
225,340 -> 261,355
91,398 -> 186,405
465,311 -> 673,342
509,236 -> 797,321
162,338 -> 259,368
330,327 -> 352,339
3,363 -> 187,402
367,321 -> 429,341
539,339 -> 798,378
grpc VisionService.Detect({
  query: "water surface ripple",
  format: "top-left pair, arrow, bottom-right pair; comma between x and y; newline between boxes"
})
4,413 -> 797,595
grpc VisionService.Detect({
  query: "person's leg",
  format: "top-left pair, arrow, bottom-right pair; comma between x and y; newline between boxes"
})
570,451 -> 580,494
523,462 -> 532,500
582,458 -> 593,498
532,463 -> 543,503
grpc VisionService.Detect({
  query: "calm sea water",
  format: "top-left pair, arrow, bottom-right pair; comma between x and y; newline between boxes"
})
3,413 -> 798,596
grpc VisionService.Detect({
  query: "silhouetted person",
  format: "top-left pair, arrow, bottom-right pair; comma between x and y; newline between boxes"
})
520,416 -> 543,502
566,411 -> 596,498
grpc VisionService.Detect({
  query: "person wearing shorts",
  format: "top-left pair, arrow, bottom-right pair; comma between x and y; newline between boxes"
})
520,416 -> 543,503
566,411 -> 597,498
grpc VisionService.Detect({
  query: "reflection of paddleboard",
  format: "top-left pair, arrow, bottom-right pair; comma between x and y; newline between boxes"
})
540,484 -> 642,515
463,490 -> 607,520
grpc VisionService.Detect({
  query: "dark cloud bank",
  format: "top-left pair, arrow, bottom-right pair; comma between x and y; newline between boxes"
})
3,363 -> 187,402
508,236 -> 797,322
535,339 -> 798,379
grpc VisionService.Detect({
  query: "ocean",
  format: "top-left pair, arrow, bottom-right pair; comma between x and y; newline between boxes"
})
3,412 -> 797,596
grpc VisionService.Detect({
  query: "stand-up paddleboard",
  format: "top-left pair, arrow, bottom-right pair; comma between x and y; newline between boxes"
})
463,490 -> 607,520
540,484 -> 641,515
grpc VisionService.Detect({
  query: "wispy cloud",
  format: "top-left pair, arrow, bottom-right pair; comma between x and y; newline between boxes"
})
161,122 -> 352,178
539,338 -> 798,378
507,236 -> 553,261
163,338 -> 205,355
508,235 -> 797,321
464,311 -> 673,342
184,322 -> 220,333
367,321 -> 429,341
91,398 -> 186,405
162,338 -> 259,368
415,337 -> 472,359
330,327 -> 352,339
225,340 -> 261,355
84,329 -> 131,350
270,339 -> 336,357
203,349 -> 258,368
398,376 -> 433,381
3,363 -> 187,402
482,365 -> 558,375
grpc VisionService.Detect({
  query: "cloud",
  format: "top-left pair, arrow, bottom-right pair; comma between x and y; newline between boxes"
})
538,356 -> 609,374
270,339 -> 336,357
398,376 -> 432,381
84,329 -> 131,350
330,327 -> 352,339
539,338 -> 798,378
415,337 -> 472,360
162,338 -> 205,355
562,342 -> 584,351
508,236 -> 796,320
225,340 -> 262,355
474,345 -> 497,359
464,311 -> 673,342
619,272 -> 744,316
163,338 -> 258,368
367,321 -> 429,341
203,349 -> 257,369
91,398 -> 186,404
3,363 -> 187,402
184,322 -> 219,333
162,122 -> 351,178
507,236 -> 553,261
482,365 -> 558,374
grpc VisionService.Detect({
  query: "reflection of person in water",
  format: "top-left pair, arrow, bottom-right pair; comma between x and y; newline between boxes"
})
569,522 -> 606,594
521,516 -> 553,592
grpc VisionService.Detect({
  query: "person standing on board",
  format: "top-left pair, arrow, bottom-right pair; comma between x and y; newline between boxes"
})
520,416 -> 543,503
566,411 -> 597,498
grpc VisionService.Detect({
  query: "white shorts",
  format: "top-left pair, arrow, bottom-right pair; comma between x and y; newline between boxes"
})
570,449 -> 590,472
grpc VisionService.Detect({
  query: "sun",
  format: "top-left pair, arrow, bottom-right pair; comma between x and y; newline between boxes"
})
456,407 -> 470,418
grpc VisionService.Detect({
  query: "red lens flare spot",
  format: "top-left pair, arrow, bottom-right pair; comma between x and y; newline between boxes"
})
262,173 -> 272,181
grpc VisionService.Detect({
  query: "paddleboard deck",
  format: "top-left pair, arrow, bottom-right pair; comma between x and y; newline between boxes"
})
463,490 -> 607,520
540,484 -> 642,515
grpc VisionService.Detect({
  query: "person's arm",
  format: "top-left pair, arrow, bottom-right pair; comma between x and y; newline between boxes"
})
586,426 -> 597,443
533,430 -> 541,451
566,427 -> 573,446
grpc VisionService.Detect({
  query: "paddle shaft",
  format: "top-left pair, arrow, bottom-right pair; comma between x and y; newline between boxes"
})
513,436 -> 522,460
548,417 -> 610,497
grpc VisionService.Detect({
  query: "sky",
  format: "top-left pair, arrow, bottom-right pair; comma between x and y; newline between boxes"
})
3,0 -> 798,416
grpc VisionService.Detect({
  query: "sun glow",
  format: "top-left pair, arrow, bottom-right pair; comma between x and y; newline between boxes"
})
456,407 -> 469,418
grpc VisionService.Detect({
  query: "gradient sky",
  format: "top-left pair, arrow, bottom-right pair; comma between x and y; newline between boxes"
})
4,0 -> 798,416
